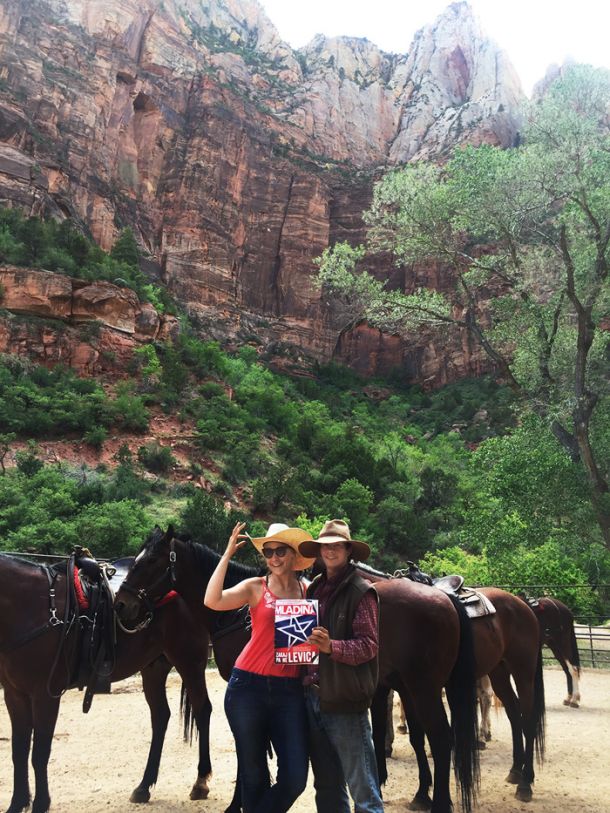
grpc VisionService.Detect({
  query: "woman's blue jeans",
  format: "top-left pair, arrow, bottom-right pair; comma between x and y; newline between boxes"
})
224,667 -> 309,813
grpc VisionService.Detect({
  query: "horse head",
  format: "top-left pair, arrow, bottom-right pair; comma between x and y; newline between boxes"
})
114,525 -> 186,626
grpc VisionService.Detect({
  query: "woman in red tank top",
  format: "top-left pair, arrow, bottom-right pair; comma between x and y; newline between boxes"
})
205,522 -> 316,813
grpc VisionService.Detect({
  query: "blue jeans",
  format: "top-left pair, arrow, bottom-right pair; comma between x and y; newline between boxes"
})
224,668 -> 309,813
305,688 -> 383,813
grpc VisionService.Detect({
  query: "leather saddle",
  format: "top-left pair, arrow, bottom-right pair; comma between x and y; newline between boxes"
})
72,549 -> 130,713
433,574 -> 496,618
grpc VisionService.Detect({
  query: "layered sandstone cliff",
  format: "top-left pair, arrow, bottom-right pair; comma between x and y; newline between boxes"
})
0,0 -> 524,385
0,265 -> 178,373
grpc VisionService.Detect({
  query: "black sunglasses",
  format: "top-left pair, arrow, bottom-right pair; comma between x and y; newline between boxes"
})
262,545 -> 290,559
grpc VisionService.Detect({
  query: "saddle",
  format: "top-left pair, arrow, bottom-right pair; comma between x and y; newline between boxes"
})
212,603 -> 252,644
72,547 -> 119,713
433,574 -> 496,619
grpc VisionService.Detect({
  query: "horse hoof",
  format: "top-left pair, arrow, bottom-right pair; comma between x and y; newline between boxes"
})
563,698 -> 571,706
189,784 -> 210,800
516,784 -> 533,802
397,724 -> 407,734
408,794 -> 432,811
485,732 -> 492,741
6,800 -> 31,813
476,740 -> 487,750
569,701 -> 580,708
506,769 -> 522,784
129,787 -> 151,804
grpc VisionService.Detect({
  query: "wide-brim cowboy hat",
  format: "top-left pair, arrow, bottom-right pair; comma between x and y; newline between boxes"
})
298,519 -> 371,562
250,523 -> 316,571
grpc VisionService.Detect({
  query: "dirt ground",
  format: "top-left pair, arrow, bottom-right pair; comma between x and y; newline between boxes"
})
1,667 -> 609,813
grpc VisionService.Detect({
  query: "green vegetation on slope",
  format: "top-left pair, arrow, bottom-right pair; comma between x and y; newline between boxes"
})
0,332 -> 607,614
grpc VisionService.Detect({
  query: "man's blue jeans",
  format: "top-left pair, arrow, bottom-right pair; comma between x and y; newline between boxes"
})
305,688 -> 384,813
224,668 -> 309,813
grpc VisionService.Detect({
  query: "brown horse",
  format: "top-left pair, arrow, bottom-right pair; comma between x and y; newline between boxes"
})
356,567 -> 545,808
534,596 -> 581,707
371,577 -> 480,813
116,532 -> 480,813
0,542 -> 213,813
469,588 -> 546,802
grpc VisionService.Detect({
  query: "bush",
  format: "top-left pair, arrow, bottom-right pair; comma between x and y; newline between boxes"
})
15,445 -> 43,477
179,490 -> 232,550
83,425 -> 107,449
137,442 -> 175,474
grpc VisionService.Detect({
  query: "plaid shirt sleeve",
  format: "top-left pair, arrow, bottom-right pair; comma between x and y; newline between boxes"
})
329,589 -> 378,665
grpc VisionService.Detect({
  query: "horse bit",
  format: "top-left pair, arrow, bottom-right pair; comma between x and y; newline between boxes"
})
116,538 -> 178,634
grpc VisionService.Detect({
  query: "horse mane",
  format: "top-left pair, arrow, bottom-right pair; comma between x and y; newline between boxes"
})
189,541 -> 260,587
355,561 -> 392,580
141,527 -> 260,587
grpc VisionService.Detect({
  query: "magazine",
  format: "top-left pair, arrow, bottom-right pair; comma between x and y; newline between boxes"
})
274,598 -> 319,665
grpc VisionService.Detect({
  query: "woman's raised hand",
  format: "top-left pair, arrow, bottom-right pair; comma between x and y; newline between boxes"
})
224,521 -> 249,559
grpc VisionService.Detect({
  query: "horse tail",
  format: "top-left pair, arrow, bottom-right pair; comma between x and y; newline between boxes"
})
445,594 -> 480,813
180,683 -> 196,744
533,646 -> 546,764
569,623 -> 581,673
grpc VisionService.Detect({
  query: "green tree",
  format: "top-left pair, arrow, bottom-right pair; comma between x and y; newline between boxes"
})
318,65 -> 610,548
110,227 -> 140,268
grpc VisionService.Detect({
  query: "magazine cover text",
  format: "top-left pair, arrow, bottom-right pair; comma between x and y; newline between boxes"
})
274,599 -> 319,665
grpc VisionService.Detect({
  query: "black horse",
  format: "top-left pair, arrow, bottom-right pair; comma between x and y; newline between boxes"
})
0,540 -> 214,813
114,527 -> 256,813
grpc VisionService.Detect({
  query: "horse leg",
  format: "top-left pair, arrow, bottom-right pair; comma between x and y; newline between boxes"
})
172,660 -> 212,800
567,661 -> 581,707
130,658 -> 173,803
476,675 -> 493,747
30,692 -> 61,813
370,685 -> 390,785
511,649 -> 545,803
385,690 -> 395,757
489,665 -> 526,788
401,699 -> 433,811
3,687 -> 33,813
188,687 -> 212,800
398,701 -> 407,734
415,692 -> 453,813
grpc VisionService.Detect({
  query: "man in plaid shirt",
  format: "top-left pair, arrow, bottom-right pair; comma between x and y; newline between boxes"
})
299,520 -> 383,813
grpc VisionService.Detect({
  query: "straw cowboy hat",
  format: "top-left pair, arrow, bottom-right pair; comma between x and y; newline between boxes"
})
298,519 -> 371,562
250,523 -> 316,571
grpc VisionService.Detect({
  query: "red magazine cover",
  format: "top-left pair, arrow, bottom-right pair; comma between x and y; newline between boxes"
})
274,598 -> 319,665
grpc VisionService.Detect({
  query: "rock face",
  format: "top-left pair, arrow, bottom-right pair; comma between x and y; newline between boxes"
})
0,265 -> 179,373
0,0 -> 524,385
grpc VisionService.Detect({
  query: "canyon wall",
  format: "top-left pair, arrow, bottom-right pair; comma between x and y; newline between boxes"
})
0,0 -> 524,384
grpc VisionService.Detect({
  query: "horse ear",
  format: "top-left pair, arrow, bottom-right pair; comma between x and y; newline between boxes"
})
166,524 -> 175,539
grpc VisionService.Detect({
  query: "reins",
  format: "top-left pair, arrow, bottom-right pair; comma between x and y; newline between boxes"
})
116,538 -> 178,634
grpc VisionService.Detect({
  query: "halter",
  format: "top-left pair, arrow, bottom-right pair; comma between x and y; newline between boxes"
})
116,537 -> 178,634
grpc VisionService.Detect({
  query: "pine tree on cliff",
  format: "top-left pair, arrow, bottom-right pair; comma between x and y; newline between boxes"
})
110,228 -> 140,269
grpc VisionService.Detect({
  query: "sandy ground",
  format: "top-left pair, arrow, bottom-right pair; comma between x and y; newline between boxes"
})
1,667 -> 609,813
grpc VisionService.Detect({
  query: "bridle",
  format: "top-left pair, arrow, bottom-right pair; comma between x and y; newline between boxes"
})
116,537 -> 178,634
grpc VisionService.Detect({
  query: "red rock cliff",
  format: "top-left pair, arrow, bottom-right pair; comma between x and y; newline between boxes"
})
0,0 -> 523,385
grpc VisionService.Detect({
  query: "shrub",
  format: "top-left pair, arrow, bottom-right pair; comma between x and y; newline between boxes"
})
83,426 -> 107,450
137,442 -> 175,474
